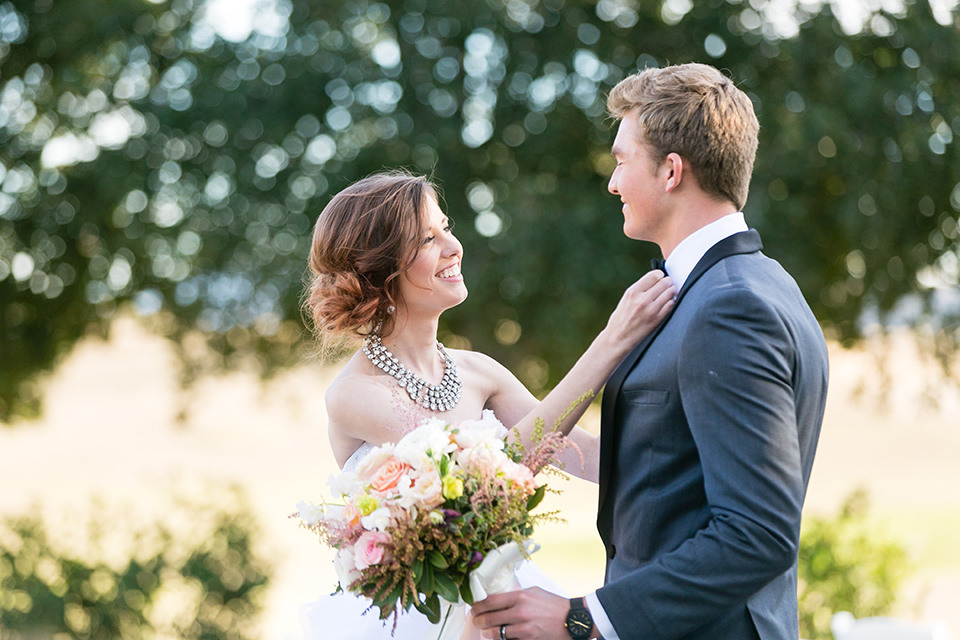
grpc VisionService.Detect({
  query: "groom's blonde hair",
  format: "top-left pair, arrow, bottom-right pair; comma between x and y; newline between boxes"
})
607,63 -> 759,210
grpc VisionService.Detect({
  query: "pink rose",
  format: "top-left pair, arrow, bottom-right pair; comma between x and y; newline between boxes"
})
342,503 -> 362,527
502,460 -> 536,493
354,531 -> 391,570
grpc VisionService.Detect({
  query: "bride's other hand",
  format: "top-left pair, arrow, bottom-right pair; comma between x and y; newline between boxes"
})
599,270 -> 676,356
485,269 -> 675,483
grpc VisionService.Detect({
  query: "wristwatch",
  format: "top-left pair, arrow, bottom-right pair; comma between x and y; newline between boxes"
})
564,597 -> 594,639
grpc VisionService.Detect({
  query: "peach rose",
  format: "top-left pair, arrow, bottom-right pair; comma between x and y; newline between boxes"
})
354,531 -> 391,570
370,458 -> 412,494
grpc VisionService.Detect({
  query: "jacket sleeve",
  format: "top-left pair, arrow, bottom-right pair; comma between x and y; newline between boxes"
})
595,287 -> 806,640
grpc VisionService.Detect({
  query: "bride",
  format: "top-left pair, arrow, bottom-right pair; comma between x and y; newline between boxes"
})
299,170 -> 675,639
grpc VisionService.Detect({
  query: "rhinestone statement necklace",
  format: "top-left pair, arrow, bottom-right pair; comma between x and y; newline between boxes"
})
363,334 -> 462,411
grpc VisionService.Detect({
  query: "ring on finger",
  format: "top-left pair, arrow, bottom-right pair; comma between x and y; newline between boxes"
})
499,624 -> 508,640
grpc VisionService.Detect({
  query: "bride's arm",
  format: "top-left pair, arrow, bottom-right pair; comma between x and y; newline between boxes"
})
487,270 -> 675,480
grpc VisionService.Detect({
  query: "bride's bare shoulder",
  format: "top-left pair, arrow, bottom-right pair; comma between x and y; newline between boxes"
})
324,354 -> 395,426
449,347 -> 510,370
446,348 -> 514,390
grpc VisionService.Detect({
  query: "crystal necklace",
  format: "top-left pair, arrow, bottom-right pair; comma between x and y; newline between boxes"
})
363,334 -> 462,411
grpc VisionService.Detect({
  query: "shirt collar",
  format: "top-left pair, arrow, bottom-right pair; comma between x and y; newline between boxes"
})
663,212 -> 748,290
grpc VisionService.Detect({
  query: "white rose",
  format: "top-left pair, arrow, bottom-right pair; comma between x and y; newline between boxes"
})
458,411 -> 508,440
397,467 -> 444,510
296,500 -> 326,525
460,444 -> 509,475
334,546 -> 361,588
453,421 -> 505,451
360,506 -> 393,532
326,471 -> 360,498
394,421 -> 455,468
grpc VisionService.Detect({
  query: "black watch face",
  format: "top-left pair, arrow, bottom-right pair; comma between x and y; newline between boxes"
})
566,610 -> 592,639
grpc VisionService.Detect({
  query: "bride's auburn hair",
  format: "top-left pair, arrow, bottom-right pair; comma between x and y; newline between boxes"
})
304,170 -> 435,340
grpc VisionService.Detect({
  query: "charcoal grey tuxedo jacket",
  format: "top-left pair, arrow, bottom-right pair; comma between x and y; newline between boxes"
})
596,230 -> 829,640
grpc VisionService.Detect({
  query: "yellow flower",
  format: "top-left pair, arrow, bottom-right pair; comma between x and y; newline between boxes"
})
442,475 -> 464,500
356,495 -> 379,516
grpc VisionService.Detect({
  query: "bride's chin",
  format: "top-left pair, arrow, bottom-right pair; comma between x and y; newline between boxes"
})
446,289 -> 468,310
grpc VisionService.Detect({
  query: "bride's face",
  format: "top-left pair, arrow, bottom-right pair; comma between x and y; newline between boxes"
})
397,196 -> 467,315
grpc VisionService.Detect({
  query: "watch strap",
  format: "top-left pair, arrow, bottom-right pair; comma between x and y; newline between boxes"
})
565,597 -> 594,639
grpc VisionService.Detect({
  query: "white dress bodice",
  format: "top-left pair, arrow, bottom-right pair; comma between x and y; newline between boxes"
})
342,441 -> 376,473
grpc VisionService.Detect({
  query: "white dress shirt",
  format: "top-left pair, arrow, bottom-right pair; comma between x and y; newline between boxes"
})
584,212 -> 748,640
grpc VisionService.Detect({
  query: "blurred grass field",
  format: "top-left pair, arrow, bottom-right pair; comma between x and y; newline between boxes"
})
1,318 -> 958,638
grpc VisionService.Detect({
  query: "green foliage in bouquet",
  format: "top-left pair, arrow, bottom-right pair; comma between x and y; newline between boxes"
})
798,489 -> 911,639
364,456 -> 557,626
0,486 -> 270,640
300,397 -> 594,630
345,427 -> 563,626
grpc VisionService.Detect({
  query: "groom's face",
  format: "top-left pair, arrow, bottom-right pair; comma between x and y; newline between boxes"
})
609,110 -> 665,242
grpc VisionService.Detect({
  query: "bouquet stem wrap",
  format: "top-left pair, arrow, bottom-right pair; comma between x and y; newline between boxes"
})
435,539 -> 540,640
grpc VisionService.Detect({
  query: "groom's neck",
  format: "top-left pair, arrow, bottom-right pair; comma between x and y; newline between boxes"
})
658,193 -> 739,259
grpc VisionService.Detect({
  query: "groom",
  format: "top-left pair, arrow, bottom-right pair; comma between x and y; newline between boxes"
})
473,63 -> 829,640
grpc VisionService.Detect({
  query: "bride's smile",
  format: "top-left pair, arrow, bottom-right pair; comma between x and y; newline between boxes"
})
436,259 -> 461,281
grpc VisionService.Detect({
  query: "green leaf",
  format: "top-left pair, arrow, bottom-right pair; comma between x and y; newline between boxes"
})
526,485 -> 546,510
459,579 -> 474,605
414,593 -> 442,624
412,558 -> 424,582
434,573 -> 460,604
385,582 -> 404,609
377,600 -> 395,620
421,561 -> 434,595
428,550 -> 450,569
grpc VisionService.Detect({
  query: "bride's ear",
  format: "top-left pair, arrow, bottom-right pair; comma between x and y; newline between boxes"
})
663,153 -> 684,193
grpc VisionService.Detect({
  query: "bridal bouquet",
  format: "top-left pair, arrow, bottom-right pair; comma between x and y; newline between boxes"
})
295,410 -> 574,633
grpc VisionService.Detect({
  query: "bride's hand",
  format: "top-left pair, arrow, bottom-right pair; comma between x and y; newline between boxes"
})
600,270 -> 676,354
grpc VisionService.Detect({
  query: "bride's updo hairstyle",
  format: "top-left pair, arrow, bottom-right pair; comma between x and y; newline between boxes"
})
305,170 -> 435,340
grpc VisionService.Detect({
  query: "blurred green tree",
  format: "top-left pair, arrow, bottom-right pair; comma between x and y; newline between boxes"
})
0,486 -> 270,639
1,0 -> 958,420
797,489 -> 910,639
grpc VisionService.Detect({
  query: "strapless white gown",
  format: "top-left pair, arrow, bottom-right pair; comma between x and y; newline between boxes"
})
299,411 -> 567,640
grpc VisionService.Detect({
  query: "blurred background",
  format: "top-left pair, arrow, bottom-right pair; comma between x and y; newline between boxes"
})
1,0 -> 959,638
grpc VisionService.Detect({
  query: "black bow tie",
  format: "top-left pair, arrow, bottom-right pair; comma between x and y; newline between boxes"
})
650,258 -> 667,273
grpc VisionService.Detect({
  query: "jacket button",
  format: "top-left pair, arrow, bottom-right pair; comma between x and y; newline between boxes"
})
608,545 -> 616,559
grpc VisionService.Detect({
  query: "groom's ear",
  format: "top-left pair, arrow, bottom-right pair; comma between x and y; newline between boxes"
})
663,152 -> 684,193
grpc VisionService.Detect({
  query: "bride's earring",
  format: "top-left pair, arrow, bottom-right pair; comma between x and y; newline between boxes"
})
386,305 -> 395,315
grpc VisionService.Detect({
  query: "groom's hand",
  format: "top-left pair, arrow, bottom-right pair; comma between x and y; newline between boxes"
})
471,587 -> 571,640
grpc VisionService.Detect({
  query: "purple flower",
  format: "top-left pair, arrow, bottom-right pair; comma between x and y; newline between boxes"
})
441,509 -> 461,523
468,551 -> 484,567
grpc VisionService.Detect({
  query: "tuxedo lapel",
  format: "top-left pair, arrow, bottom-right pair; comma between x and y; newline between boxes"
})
597,230 -> 763,513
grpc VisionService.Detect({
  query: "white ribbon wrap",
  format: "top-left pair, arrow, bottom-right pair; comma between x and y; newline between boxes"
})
434,539 -> 540,640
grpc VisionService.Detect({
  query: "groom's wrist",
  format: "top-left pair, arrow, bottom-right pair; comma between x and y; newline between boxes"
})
565,597 -> 602,639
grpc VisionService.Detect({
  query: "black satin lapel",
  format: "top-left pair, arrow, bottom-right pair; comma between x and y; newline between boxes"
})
597,229 -> 763,513
675,229 -> 762,300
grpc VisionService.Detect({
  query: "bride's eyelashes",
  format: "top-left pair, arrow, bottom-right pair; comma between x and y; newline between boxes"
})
422,219 -> 456,245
